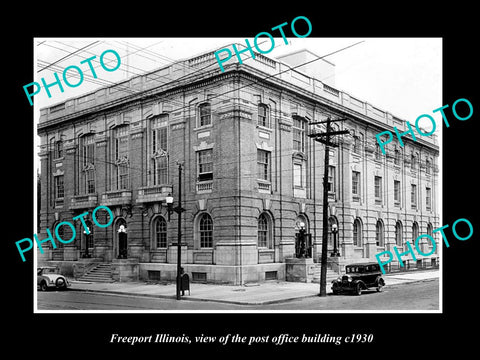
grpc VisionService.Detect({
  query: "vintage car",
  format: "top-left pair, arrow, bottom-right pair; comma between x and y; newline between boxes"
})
37,266 -> 71,291
331,262 -> 385,295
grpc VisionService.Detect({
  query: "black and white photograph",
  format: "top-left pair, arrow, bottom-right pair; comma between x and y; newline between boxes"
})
32,37 -> 442,313
6,7 -> 479,356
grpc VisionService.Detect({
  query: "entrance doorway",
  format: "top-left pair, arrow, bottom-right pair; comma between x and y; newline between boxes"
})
116,218 -> 128,259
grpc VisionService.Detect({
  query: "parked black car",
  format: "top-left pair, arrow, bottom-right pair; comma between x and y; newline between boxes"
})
331,262 -> 385,295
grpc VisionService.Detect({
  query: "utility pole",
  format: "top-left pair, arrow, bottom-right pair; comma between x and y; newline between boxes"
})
176,162 -> 183,301
166,162 -> 185,300
309,117 -> 349,297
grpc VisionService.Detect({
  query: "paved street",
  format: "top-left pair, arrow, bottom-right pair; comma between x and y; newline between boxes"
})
37,278 -> 439,311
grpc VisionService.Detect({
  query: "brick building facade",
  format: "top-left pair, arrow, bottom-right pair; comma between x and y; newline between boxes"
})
37,46 -> 440,284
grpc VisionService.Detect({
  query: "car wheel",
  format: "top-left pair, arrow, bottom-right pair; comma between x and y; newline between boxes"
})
355,283 -> 362,296
40,281 -> 48,291
376,279 -> 385,292
55,277 -> 66,289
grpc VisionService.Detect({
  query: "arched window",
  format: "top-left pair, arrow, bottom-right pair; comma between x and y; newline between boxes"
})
153,216 -> 167,248
427,222 -> 435,253
258,213 -> 273,249
353,218 -> 363,247
395,221 -> 403,247
376,220 -> 384,247
199,213 -> 213,248
412,221 -> 419,242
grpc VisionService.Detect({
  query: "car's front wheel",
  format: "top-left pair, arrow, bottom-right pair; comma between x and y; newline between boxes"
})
40,281 -> 48,291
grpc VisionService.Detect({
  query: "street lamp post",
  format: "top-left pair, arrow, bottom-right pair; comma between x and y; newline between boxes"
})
330,223 -> 340,257
166,163 -> 185,301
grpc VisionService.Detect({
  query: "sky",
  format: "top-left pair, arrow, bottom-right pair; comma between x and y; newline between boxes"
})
33,37 -> 442,171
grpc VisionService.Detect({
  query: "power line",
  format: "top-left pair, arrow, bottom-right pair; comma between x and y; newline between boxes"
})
37,41 -> 100,73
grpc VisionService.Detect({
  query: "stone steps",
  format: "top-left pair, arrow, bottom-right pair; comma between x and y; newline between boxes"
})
78,263 -> 115,283
311,263 -> 341,284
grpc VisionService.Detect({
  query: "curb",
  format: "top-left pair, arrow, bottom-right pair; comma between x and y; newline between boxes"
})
66,274 -> 439,306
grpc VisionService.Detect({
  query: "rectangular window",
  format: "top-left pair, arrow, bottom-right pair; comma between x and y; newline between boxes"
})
258,104 -> 269,128
374,176 -> 382,200
115,136 -> 129,160
86,169 -> 95,194
153,156 -> 168,185
151,116 -> 169,186
257,150 -> 270,181
199,103 -> 211,127
292,118 -> 305,152
327,165 -> 335,192
293,162 -> 305,187
411,184 -> 417,208
152,116 -> 168,153
55,175 -> 64,199
394,180 -> 401,204
55,141 -> 63,159
198,149 -> 213,181
118,164 -> 129,189
426,187 -> 432,210
352,171 -> 360,197
83,136 -> 95,166
375,144 -> 382,160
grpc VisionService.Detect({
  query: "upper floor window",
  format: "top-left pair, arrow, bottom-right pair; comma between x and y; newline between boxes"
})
426,159 -> 432,174
198,103 -> 211,127
352,171 -> 360,199
375,143 -> 382,160
411,184 -> 417,208
114,126 -> 129,162
151,116 -> 168,186
112,126 -> 129,190
411,153 -> 418,171
151,115 -> 168,154
293,160 -> 306,188
394,148 -> 400,165
327,165 -> 335,193
197,149 -> 213,182
257,104 -> 269,128
292,117 -> 306,152
426,187 -> 432,210
257,150 -> 271,181
55,140 -> 64,159
54,175 -> 64,199
353,133 -> 363,154
394,180 -> 401,205
374,176 -> 382,202
82,134 -> 95,167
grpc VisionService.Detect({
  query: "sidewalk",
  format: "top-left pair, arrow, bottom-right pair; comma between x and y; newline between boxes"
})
68,269 -> 439,305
